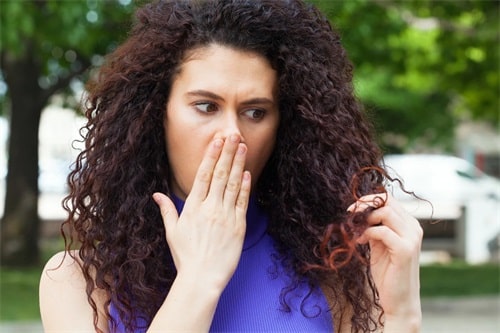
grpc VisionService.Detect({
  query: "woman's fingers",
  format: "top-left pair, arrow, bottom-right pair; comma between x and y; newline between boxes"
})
351,193 -> 423,261
367,206 -> 421,240
358,224 -> 421,255
357,225 -> 400,249
152,192 -> 179,238
188,135 -> 247,207
347,192 -> 388,214
153,135 -> 250,291
207,134 -> 242,201
188,138 -> 224,202
348,193 -> 418,238
349,193 -> 423,259
348,193 -> 423,324
235,171 -> 251,218
223,143 -> 247,205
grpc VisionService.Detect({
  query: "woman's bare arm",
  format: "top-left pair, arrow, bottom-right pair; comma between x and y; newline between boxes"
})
40,251 -> 109,333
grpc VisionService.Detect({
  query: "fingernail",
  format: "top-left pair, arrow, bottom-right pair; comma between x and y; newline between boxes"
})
152,193 -> 161,203
356,236 -> 366,245
237,144 -> 246,154
213,138 -> 223,148
230,134 -> 239,143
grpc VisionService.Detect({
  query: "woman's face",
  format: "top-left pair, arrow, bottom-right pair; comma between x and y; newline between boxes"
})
164,44 -> 280,200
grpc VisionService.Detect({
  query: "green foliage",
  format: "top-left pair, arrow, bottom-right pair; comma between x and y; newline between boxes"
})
312,0 -> 499,152
0,0 -> 498,146
0,267 -> 42,321
0,0 -> 137,110
420,262 -> 500,297
1,0 -> 135,59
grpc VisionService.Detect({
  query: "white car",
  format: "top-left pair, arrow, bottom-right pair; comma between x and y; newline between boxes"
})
383,154 -> 500,217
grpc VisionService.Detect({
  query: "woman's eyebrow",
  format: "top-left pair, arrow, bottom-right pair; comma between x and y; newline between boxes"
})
240,97 -> 275,106
186,90 -> 224,101
186,89 -> 275,106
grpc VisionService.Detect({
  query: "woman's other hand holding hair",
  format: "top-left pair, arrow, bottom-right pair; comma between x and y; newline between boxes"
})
349,193 -> 423,333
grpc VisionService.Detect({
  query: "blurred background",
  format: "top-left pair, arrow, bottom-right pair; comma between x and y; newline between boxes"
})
0,0 -> 498,332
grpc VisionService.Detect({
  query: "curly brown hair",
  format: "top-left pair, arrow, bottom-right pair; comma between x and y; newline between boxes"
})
62,0 -> 386,332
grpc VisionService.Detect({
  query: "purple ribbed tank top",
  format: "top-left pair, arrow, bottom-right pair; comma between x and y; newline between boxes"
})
109,195 -> 334,332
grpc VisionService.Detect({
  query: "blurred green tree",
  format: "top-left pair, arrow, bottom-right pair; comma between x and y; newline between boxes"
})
314,0 -> 499,152
0,0 -> 498,266
0,0 -> 135,266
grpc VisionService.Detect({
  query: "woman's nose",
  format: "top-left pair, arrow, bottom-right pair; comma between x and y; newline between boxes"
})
214,112 -> 244,142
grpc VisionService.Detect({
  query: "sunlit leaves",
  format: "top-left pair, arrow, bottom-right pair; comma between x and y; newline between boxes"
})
0,0 -> 497,150
312,0 -> 499,151
0,0 -> 136,108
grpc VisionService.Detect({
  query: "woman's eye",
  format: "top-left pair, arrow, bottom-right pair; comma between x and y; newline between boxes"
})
194,102 -> 218,113
244,109 -> 265,120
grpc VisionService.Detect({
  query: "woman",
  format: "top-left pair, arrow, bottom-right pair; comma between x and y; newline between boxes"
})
40,0 -> 422,332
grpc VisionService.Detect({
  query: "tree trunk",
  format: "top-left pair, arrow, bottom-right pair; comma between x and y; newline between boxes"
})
1,50 -> 46,267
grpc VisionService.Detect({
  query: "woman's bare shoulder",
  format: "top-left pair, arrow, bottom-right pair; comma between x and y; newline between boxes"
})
42,250 -> 78,272
40,251 -> 83,292
40,250 -> 109,332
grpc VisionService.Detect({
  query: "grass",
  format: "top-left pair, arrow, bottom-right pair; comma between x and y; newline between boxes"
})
0,266 -> 43,321
1,253 -> 499,321
0,237 -> 64,322
420,261 -> 500,297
